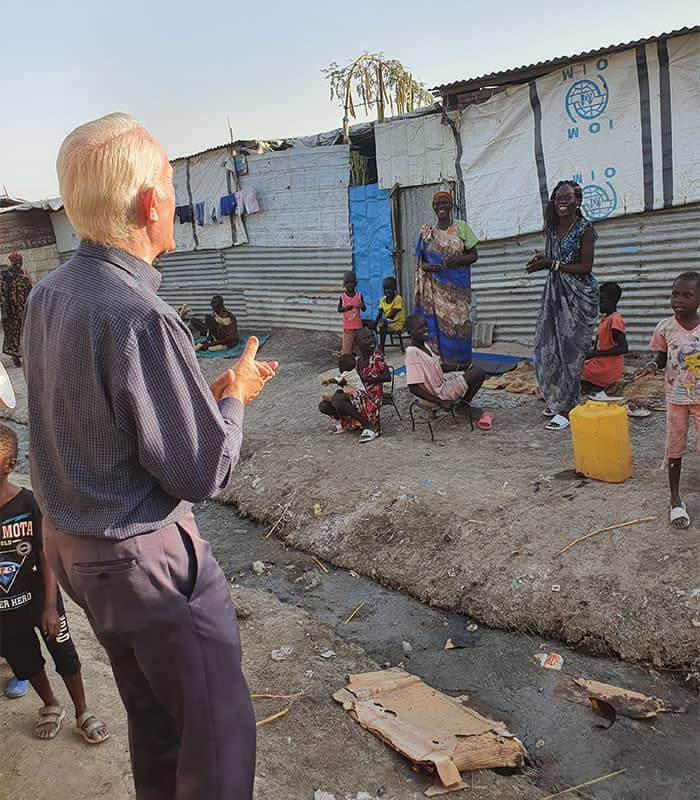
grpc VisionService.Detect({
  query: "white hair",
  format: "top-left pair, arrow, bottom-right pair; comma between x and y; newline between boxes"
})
56,112 -> 167,246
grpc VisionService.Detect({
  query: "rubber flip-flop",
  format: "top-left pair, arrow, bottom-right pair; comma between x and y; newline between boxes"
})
542,407 -> 556,417
478,411 -> 493,431
358,428 -> 379,443
625,403 -> 652,418
589,390 -> 624,402
545,414 -> 570,430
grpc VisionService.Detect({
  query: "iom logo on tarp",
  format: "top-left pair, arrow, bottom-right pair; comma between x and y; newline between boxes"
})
565,77 -> 609,122
573,167 -> 618,220
562,59 -> 614,139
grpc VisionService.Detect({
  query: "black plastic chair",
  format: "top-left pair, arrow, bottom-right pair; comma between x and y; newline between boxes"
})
408,399 -> 474,442
386,330 -> 408,352
382,366 -> 401,420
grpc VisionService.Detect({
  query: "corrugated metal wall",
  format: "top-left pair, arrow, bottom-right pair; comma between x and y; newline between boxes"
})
158,246 -> 351,332
396,182 -> 455,304
472,203 -> 700,349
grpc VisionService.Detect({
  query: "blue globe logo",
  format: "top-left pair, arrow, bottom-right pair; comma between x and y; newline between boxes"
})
565,77 -> 609,122
581,182 -> 617,220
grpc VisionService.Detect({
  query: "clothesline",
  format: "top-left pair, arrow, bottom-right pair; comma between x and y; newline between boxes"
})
175,186 -> 260,226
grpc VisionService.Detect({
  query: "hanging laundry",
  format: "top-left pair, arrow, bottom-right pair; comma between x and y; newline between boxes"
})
241,186 -> 260,214
223,156 -> 237,173
234,155 -> 248,176
208,199 -> 221,224
234,190 -> 245,216
194,202 -> 206,226
175,205 -> 193,224
219,193 -> 237,217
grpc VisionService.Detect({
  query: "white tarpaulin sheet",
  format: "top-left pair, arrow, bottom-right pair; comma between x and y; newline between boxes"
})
460,31 -> 700,241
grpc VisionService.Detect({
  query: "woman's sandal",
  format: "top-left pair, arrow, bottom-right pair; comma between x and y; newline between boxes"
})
542,407 -> 556,417
670,503 -> 690,530
74,711 -> 110,745
358,428 -> 379,443
36,705 -> 66,740
545,414 -> 570,430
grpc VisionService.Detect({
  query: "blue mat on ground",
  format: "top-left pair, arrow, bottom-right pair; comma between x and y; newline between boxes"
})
392,352 -> 533,378
195,333 -> 271,358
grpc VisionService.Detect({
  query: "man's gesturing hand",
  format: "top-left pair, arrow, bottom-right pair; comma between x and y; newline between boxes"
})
210,336 -> 278,405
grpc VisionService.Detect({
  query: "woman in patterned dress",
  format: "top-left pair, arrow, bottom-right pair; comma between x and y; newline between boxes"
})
1,253 -> 33,367
318,327 -> 389,443
414,191 -> 479,371
526,181 -> 599,430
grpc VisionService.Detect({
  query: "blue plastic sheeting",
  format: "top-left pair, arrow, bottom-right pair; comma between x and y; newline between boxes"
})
349,184 -> 394,320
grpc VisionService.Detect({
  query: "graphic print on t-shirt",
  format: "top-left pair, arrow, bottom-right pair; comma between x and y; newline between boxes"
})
0,491 -> 42,628
0,512 -> 33,594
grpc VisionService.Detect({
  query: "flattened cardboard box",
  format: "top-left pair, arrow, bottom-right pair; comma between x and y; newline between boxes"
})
334,670 -> 525,795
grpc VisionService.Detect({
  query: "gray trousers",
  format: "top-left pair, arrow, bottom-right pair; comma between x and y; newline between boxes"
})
44,512 -> 256,800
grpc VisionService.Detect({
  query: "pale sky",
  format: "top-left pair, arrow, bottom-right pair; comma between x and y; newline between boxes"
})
2,1 -> 696,199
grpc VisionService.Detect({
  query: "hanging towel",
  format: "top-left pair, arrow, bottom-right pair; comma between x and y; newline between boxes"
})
241,186 -> 260,214
194,202 -> 206,226
234,190 -> 245,215
175,204 -> 193,224
219,193 -> 237,217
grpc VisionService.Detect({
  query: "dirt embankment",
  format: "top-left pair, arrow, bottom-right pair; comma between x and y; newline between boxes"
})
203,331 -> 700,674
3,331 -> 698,674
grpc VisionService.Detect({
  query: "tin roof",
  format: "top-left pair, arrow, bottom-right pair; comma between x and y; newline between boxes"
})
433,26 -> 699,95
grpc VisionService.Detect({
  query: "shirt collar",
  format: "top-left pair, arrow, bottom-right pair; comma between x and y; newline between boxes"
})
77,240 -> 162,292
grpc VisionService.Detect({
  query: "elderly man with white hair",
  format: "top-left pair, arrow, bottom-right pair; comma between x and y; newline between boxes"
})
22,113 -> 274,799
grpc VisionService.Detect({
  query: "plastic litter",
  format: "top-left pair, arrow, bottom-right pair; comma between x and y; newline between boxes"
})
271,646 -> 293,661
534,652 -> 564,670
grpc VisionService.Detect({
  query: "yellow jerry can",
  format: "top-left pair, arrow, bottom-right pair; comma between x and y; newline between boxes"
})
569,401 -> 632,483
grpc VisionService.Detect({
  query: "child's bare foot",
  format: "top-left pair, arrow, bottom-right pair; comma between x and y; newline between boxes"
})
74,710 -> 110,744
670,502 -> 690,529
36,705 -> 65,739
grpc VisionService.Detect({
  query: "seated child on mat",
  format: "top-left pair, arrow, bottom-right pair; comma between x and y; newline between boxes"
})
582,282 -> 628,391
0,424 -> 109,744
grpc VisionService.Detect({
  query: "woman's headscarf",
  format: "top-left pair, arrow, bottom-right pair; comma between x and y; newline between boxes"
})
432,191 -> 453,205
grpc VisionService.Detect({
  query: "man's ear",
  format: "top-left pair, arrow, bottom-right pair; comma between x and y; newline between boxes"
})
141,187 -> 159,223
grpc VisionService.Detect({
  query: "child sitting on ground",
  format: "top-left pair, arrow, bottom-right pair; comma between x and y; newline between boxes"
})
374,277 -> 405,351
582,282 -> 629,393
635,271 -> 699,530
321,354 -> 364,396
337,271 -> 366,354
0,424 -> 109,743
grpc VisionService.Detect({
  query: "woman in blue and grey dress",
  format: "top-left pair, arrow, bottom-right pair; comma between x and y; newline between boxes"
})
525,181 -> 599,430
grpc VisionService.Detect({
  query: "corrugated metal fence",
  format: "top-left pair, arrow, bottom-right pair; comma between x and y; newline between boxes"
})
158,246 -> 351,332
472,203 -> 700,349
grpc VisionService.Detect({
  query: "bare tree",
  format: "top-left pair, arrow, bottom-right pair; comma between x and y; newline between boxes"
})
324,53 -> 434,143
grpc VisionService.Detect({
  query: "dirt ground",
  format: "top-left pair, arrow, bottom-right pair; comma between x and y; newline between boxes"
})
2,333 -> 698,676
189,330 -> 699,675
0,587 -> 546,800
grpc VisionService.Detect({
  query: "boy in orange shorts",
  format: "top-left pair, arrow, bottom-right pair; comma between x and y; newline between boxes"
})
637,271 -> 699,529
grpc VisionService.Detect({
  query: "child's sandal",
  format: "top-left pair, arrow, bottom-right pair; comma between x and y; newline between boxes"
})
36,705 -> 65,740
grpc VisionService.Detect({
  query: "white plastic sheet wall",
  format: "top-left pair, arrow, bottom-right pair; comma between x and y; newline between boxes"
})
173,145 -> 351,251
471,203 -> 700,349
375,114 -> 456,190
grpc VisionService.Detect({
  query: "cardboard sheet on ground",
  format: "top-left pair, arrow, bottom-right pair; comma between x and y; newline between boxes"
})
555,676 -> 672,720
333,670 -> 525,795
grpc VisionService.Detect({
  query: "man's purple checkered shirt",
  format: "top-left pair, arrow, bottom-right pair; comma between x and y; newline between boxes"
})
23,241 -> 243,539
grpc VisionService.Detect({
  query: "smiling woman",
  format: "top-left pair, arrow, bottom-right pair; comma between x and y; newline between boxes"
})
525,180 -> 599,430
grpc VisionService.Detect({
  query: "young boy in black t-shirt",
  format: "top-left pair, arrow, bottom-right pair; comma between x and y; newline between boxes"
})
0,424 -> 109,743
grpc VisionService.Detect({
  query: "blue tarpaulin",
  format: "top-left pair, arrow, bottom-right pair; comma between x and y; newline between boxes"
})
349,184 -> 394,321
